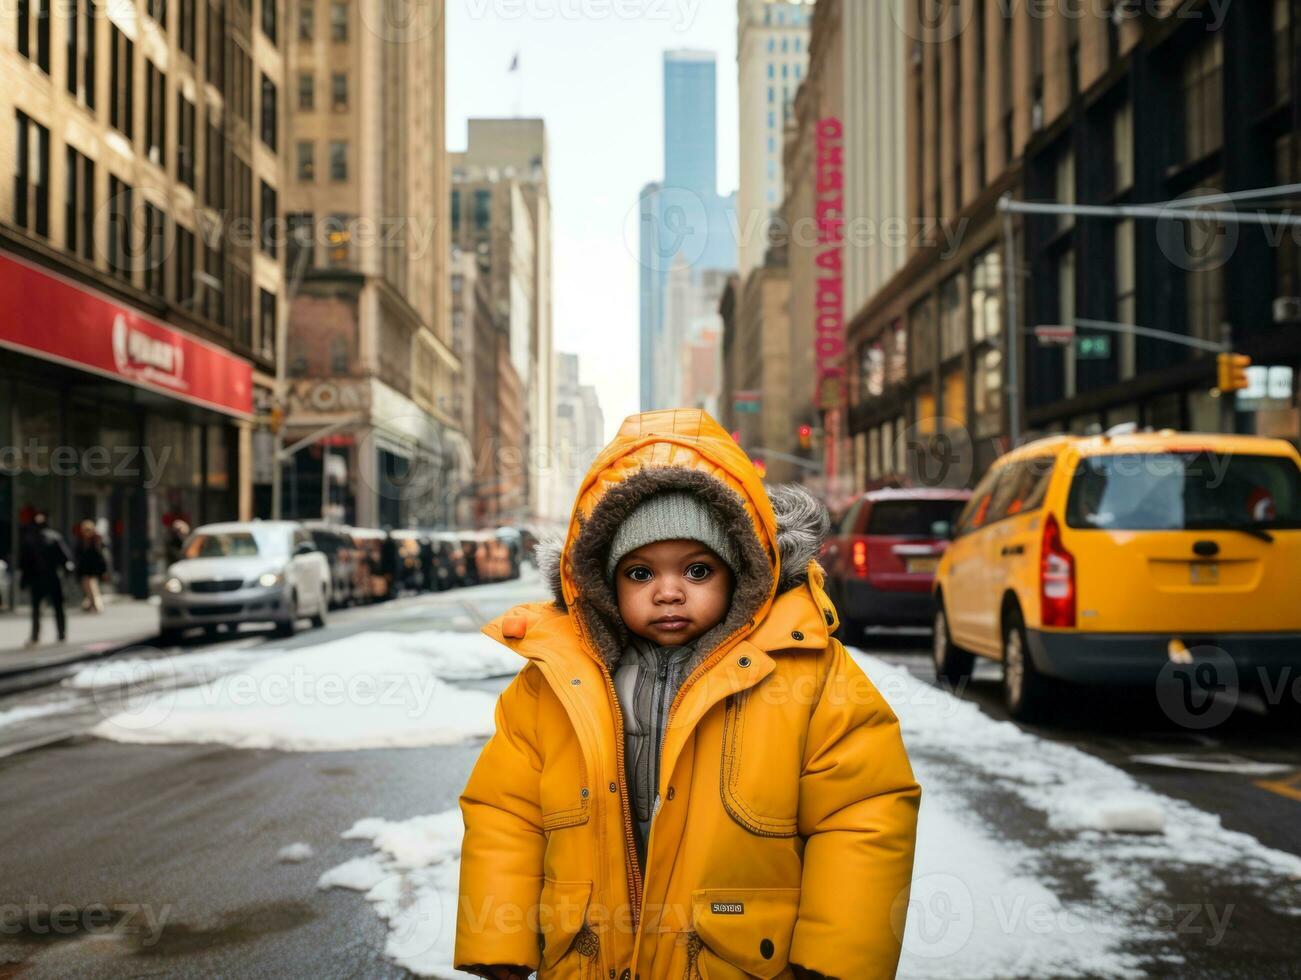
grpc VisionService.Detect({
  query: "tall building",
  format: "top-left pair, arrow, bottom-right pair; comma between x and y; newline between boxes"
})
553,351 -> 605,520
662,258 -> 730,410
640,50 -> 737,412
282,0 -> 460,528
450,119 -> 555,522
449,248 -> 493,528
736,0 -> 812,278
0,0 -> 288,597
837,2 -> 1301,497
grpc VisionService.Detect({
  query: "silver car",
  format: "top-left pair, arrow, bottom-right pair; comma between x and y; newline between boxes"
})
159,521 -> 331,642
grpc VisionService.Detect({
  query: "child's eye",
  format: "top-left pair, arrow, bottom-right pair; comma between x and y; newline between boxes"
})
625,566 -> 652,583
685,562 -> 712,581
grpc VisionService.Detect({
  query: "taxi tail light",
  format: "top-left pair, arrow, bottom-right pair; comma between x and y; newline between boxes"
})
1040,513 -> 1076,628
851,539 -> 868,578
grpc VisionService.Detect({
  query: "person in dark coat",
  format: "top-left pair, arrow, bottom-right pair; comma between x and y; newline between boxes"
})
380,528 -> 399,600
18,511 -> 75,647
75,520 -> 110,613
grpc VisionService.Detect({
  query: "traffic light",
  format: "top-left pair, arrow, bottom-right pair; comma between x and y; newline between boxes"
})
798,424 -> 812,450
1216,352 -> 1251,394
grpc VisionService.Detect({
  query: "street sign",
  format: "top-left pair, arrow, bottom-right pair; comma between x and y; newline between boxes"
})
1034,324 -> 1075,346
733,400 -> 761,414
1077,335 -> 1112,360
734,389 -> 761,414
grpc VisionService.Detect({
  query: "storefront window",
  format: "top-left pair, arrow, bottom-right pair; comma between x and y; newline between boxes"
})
971,250 -> 1001,345
973,347 -> 1003,439
888,319 -> 907,385
939,274 -> 965,361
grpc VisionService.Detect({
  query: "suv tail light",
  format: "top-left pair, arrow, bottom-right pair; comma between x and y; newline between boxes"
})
1040,513 -> 1076,628
851,539 -> 868,578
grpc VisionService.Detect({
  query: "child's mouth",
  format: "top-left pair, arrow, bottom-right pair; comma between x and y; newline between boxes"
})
652,617 -> 690,631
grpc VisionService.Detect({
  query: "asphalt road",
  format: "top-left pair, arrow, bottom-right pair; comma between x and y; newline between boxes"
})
0,578 -> 1298,978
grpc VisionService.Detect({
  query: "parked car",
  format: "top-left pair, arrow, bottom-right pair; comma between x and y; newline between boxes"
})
430,532 -> 469,587
821,488 -> 971,638
160,521 -> 330,642
390,530 -> 427,594
304,522 -> 361,608
931,430 -> 1301,721
495,527 -> 523,578
349,527 -> 392,601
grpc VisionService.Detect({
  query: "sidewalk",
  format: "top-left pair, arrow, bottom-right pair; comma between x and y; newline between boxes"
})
0,594 -> 161,676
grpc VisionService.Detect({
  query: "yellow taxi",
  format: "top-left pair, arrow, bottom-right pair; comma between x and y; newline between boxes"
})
930,428 -> 1301,720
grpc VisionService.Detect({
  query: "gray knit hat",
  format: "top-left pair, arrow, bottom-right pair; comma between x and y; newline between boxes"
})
605,491 -> 742,582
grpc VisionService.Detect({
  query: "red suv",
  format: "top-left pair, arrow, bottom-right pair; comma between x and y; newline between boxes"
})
821,488 -> 972,637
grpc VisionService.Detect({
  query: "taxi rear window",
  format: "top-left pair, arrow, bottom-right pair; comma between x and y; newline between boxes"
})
1065,452 -> 1301,531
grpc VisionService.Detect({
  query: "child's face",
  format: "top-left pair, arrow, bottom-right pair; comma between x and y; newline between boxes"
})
613,539 -> 734,647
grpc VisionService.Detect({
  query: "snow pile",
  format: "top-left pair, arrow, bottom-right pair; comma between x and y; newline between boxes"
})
849,651 -> 1301,977
0,699 -> 75,730
367,631 -> 522,680
319,810 -> 471,978
277,842 -> 315,863
65,644 -> 264,691
90,642 -> 497,751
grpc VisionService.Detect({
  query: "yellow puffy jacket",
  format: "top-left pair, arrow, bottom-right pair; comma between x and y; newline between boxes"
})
456,409 -> 920,980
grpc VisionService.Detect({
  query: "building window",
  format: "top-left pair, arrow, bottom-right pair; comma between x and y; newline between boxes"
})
1115,220 -> 1136,379
17,0 -> 51,72
64,145 -> 94,260
145,62 -> 166,166
1054,148 -> 1075,231
909,297 -> 936,379
330,0 -> 346,40
1111,101 -> 1133,196
1186,183 -> 1226,345
1181,36 -> 1223,164
205,0 -> 223,86
451,188 -> 460,233
939,274 -> 965,361
175,223 -> 196,306
261,0 -> 277,43
205,118 -> 224,207
176,93 -> 195,186
971,248 -> 1001,345
286,211 -> 314,273
230,41 -> 251,121
329,140 -> 347,181
331,71 -> 347,110
107,174 -> 133,281
260,180 -> 277,256
179,0 -> 195,58
230,265 -> 251,346
473,188 -> 491,230
66,0 -> 97,107
202,245 -> 223,323
298,71 -> 314,109
143,202 -> 166,296
231,154 -> 251,231
973,347 -> 1003,438
299,0 -> 314,39
297,140 -> 315,181
109,26 -> 134,139
325,214 -> 351,265
14,111 -> 50,238
258,289 -> 277,363
1276,0 -> 1292,105
148,0 -> 166,26
260,73 -> 278,150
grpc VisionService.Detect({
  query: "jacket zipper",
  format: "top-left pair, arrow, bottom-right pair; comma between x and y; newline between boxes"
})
651,653 -> 670,820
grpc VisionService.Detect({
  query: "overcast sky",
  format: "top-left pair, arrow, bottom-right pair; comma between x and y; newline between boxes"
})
445,0 -> 740,444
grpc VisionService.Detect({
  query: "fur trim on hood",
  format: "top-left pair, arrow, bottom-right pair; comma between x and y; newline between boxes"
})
535,475 -> 829,671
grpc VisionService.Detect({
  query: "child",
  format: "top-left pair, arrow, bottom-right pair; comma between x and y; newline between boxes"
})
456,410 -> 920,980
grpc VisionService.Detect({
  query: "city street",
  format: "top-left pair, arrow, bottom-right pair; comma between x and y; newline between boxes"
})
1,568 -> 1298,979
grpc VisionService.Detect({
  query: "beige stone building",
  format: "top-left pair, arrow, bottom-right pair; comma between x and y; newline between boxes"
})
0,0 -> 288,594
281,0 -> 461,528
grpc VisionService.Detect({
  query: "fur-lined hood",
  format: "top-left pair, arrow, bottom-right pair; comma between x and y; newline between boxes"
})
534,410 -> 829,671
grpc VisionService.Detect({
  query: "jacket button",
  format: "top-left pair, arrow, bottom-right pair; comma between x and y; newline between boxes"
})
738,656 -> 751,668
760,937 -> 774,959
580,787 -> 590,798
619,971 -> 630,980
571,678 -> 582,685
824,609 -> 834,625
791,630 -> 804,641
666,786 -> 675,800
609,781 -> 618,793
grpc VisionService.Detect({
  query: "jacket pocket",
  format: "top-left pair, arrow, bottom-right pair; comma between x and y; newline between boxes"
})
539,736 -> 591,830
685,887 -> 800,980
538,877 -> 599,979
720,692 -> 799,837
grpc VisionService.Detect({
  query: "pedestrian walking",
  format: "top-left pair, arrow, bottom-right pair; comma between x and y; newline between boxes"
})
380,528 -> 399,600
165,519 -> 190,567
455,410 -> 920,980
18,511 -> 76,647
75,520 -> 109,613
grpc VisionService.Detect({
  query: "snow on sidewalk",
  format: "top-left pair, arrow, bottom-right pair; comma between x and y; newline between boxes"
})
320,650 -> 1301,979
90,637 -> 501,751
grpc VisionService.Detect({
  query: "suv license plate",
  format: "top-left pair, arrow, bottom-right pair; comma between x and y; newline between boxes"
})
907,557 -> 939,574
1189,562 -> 1220,585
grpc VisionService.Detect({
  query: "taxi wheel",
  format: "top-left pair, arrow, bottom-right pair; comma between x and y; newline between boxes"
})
932,601 -> 973,687
1002,609 -> 1050,722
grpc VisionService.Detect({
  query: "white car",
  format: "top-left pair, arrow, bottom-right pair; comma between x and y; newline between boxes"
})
159,521 -> 331,642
